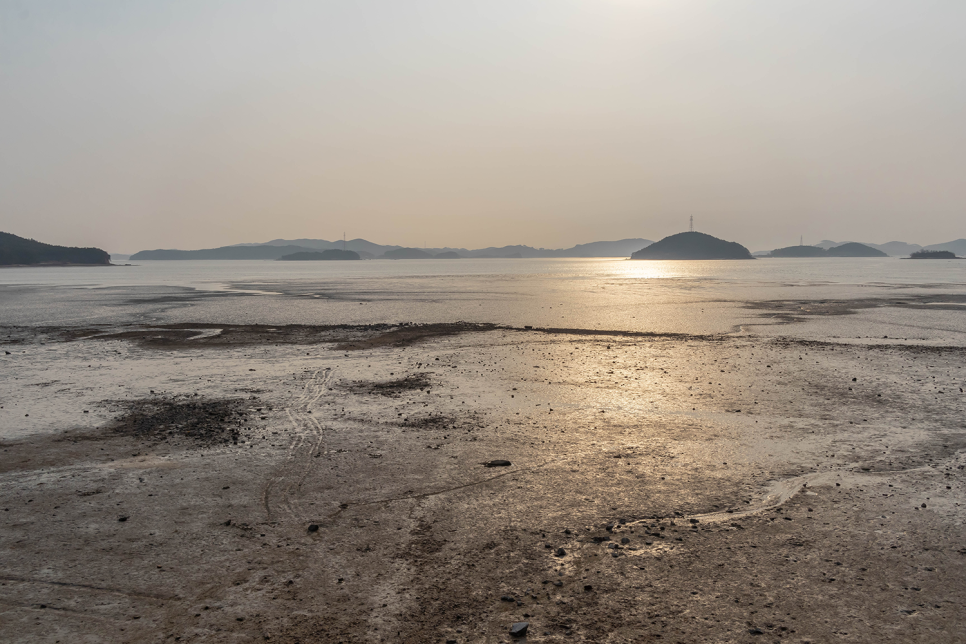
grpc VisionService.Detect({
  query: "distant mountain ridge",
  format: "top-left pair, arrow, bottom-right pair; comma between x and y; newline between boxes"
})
1,231 -> 111,266
794,239 -> 966,257
131,245 -> 321,260
766,243 -> 886,257
814,240 -> 921,256
923,239 -> 966,256
131,238 -> 653,260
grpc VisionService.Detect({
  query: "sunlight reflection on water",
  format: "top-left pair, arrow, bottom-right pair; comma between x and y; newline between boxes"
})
1,258 -> 964,339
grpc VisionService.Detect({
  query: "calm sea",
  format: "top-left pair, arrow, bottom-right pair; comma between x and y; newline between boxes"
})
1,258 -> 965,340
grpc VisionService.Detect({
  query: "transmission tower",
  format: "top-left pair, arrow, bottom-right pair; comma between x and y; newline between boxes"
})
689,215 -> 694,233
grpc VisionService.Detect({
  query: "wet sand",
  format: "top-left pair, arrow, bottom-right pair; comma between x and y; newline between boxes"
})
2,321 -> 966,642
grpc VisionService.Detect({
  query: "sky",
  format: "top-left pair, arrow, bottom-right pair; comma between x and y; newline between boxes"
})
2,1 -> 965,253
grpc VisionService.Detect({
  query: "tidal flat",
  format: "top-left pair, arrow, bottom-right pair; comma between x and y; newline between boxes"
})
2,318 -> 965,643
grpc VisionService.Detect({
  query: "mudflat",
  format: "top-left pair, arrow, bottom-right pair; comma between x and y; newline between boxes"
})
1,322 -> 965,643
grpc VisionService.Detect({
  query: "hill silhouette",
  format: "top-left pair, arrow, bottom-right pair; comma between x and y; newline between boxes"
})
923,239 -> 966,256
1,231 -> 110,266
825,242 -> 887,257
133,238 -> 653,259
131,245 -> 318,260
277,249 -> 360,261
816,240 -> 921,256
768,245 -> 827,258
381,248 -> 434,259
433,251 -> 462,259
630,232 -> 753,260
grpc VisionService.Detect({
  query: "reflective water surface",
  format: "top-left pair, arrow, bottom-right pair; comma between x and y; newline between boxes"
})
2,257 -> 965,339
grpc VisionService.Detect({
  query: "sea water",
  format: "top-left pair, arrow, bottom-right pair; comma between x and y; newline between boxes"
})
1,257 -> 965,341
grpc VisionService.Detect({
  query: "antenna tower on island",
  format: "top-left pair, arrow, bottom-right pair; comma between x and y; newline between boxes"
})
689,215 -> 694,233
800,235 -> 803,246
343,232 -> 346,252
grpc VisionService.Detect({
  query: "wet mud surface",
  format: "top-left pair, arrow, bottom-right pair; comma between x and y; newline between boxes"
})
16,322 -> 502,351
106,396 -> 258,447
1,322 -> 966,642
745,293 -> 966,326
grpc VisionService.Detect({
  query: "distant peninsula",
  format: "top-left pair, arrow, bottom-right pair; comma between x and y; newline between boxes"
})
766,242 -> 887,258
630,232 -> 754,260
1,231 -> 111,266
277,249 -> 360,261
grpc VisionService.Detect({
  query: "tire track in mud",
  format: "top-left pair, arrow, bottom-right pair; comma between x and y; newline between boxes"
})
261,368 -> 331,522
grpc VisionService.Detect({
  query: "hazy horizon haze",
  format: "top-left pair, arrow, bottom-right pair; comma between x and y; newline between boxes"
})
2,1 -> 964,253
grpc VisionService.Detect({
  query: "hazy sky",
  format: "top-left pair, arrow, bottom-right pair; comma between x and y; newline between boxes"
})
2,1 -> 965,252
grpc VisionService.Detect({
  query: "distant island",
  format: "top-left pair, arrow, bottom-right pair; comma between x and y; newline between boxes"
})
767,245 -> 828,257
382,248 -> 463,259
630,232 -> 754,260
382,248 -> 434,260
131,245 -> 323,260
909,249 -> 957,259
129,238 -> 653,260
809,239 -> 966,257
277,249 -> 360,261
766,242 -> 887,258
826,242 -> 887,257
1,231 -> 111,266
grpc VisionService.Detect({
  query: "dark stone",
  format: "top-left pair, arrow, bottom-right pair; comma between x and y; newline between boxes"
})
510,621 -> 529,638
501,595 -> 515,602
583,584 -> 593,591
307,524 -> 319,533
484,460 -> 512,468
553,581 -> 562,587
621,537 -> 630,544
554,548 -> 566,557
749,628 -> 764,635
689,518 -> 699,524
118,516 -> 129,522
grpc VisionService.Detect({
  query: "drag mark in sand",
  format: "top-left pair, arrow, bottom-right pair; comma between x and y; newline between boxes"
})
261,368 -> 331,522
624,464 -> 935,532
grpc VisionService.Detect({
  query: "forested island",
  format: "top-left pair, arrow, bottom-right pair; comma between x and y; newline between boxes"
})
909,250 -> 957,259
630,232 -> 754,260
0,231 -> 111,266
